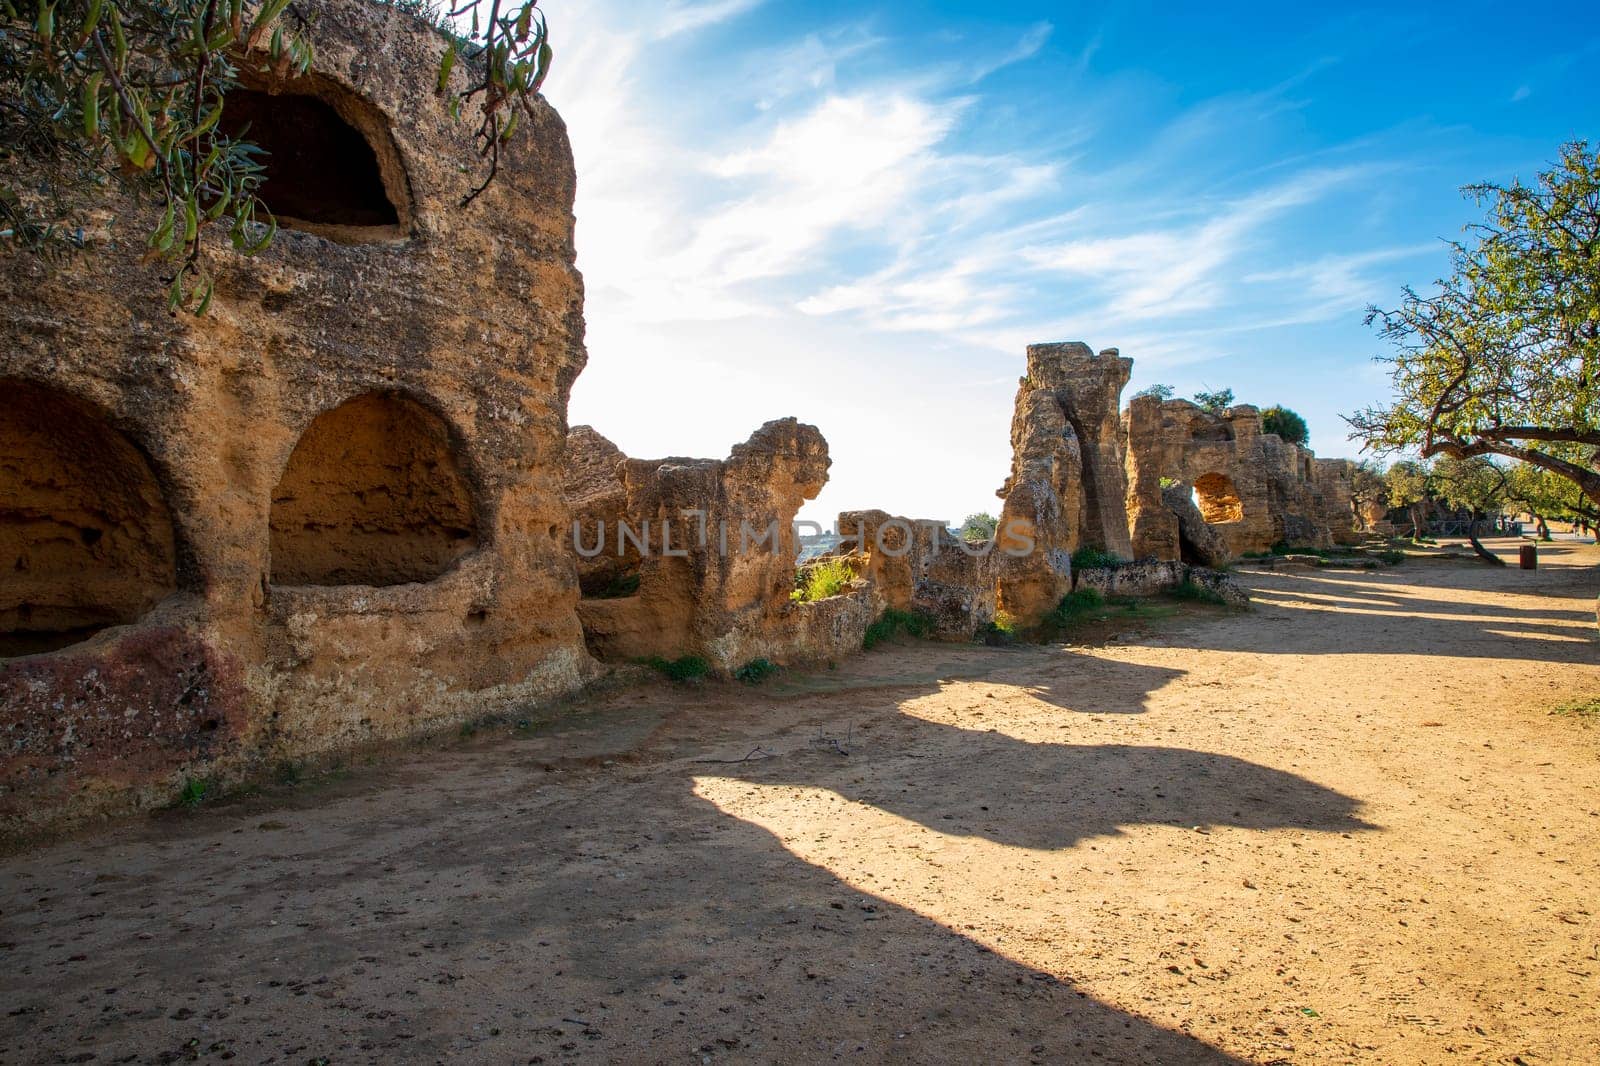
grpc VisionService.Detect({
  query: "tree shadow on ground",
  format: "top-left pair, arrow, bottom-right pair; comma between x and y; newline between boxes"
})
0,650 -> 1374,1064
710,713 -> 1371,852
1217,567 -> 1598,664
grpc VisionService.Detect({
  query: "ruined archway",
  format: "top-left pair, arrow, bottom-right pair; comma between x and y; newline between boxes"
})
269,393 -> 479,587
1193,472 -> 1244,525
1,381 -> 178,656
218,75 -> 410,240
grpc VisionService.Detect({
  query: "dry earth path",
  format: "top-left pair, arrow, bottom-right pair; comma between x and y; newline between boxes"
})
2,539 -> 1597,1064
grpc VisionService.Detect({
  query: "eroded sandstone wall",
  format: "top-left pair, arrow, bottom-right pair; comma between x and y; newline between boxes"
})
835,510 -> 998,640
995,342 -> 1133,621
1123,399 -> 1356,559
568,420 -> 867,670
0,0 -> 594,836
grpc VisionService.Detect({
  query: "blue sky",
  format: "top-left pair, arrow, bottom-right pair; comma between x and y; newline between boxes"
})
543,0 -> 1600,523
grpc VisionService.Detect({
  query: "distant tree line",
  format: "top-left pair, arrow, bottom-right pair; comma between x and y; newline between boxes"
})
1351,454 -> 1595,543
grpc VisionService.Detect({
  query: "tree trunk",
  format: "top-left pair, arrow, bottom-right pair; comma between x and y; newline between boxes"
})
1467,534 -> 1506,566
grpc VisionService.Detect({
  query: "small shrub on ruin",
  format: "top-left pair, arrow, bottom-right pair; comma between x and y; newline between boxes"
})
735,658 -> 780,684
792,557 -> 856,603
863,608 -> 935,650
175,777 -> 211,810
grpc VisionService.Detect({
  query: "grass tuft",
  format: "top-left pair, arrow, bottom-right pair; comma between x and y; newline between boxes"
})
1550,695 -> 1600,721
976,610 -> 1019,646
1167,579 -> 1227,605
792,556 -> 856,603
1055,586 -> 1104,617
734,657 -> 780,684
175,777 -> 210,809
863,608 -> 935,650
641,655 -> 712,682
1070,546 -> 1124,571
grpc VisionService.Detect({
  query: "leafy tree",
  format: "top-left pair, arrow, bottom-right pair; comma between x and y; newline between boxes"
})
0,0 -> 552,310
1384,460 -> 1430,539
1347,141 -> 1600,509
1261,405 -> 1309,445
1134,383 -> 1174,400
1430,455 -> 1513,562
959,512 -> 998,543
1506,461 -> 1599,539
1194,387 -> 1235,413
1431,455 -> 1508,517
1350,460 -> 1387,530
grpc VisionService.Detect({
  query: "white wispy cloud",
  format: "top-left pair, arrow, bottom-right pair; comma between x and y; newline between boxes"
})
543,0 -> 1441,519
1240,243 -> 1441,323
1018,168 -> 1367,320
654,0 -> 762,39
743,25 -> 885,111
968,20 -> 1053,83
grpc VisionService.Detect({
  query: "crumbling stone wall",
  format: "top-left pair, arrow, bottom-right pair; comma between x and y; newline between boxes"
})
1311,459 -> 1362,547
1124,399 -> 1357,559
567,420 -> 868,670
995,343 -> 1133,621
563,425 -> 639,597
834,511 -> 997,640
0,0 -> 593,836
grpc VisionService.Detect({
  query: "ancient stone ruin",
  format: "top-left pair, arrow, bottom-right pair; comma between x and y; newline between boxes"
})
563,421 -> 871,671
833,510 -> 998,640
0,0 -> 1358,836
990,342 -> 1359,622
1124,395 -> 1361,561
1,0 -> 593,833
994,343 -> 1135,620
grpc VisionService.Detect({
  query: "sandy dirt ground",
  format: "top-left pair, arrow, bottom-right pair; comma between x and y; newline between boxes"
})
2,538 -> 1598,1065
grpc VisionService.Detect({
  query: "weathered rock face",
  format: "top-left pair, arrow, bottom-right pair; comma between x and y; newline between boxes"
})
995,343 -> 1133,622
835,511 -> 997,640
1124,400 -> 1357,559
0,0 -> 594,836
1161,483 -> 1231,567
1122,394 -> 1180,568
570,419 -> 863,670
563,426 -> 638,596
1311,459 -> 1362,546
1073,560 -> 1249,607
